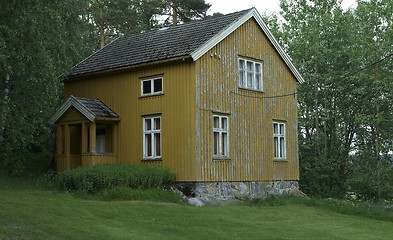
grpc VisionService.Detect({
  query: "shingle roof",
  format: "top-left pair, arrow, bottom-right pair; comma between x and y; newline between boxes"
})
67,9 -> 251,78
74,97 -> 118,119
66,8 -> 304,83
49,95 -> 119,124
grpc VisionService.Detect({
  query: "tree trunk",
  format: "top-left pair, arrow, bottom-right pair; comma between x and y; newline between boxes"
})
172,4 -> 178,24
99,4 -> 105,49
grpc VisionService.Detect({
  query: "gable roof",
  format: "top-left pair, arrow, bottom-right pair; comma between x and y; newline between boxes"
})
66,8 -> 304,83
49,95 -> 119,124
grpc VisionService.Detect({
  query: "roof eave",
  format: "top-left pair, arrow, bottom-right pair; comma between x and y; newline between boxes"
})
95,117 -> 120,122
64,55 -> 193,82
191,8 -> 304,84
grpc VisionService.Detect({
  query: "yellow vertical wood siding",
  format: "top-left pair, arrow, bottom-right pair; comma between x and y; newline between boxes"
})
64,60 -> 197,181
195,18 -> 299,182
61,18 -> 299,182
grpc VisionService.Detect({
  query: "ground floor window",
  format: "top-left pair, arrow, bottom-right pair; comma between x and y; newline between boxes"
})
273,122 -> 286,159
143,116 -> 161,159
213,115 -> 229,158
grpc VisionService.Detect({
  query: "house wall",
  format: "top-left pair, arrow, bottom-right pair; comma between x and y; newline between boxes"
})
64,60 -> 197,181
195,18 -> 299,182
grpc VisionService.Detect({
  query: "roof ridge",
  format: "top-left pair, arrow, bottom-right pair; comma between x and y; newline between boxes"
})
119,8 -> 252,41
66,8 -> 251,78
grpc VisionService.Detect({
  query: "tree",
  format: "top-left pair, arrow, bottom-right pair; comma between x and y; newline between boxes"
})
278,0 -> 358,197
89,0 -> 211,49
347,0 -> 393,201
163,0 -> 211,24
276,0 -> 393,199
0,0 -> 94,175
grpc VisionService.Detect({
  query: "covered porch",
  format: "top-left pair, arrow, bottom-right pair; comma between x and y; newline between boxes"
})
50,96 -> 120,172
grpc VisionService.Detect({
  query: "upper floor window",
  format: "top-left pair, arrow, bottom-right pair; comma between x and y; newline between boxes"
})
143,116 -> 161,159
141,77 -> 163,96
213,115 -> 229,158
238,58 -> 263,91
273,122 -> 286,159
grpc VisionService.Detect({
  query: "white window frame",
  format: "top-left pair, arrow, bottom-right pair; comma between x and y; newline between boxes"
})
141,77 -> 163,96
273,122 -> 286,159
213,115 -> 229,158
143,116 -> 161,159
238,58 -> 263,91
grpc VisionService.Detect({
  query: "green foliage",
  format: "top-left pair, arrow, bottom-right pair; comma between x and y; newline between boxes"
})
0,0 -> 96,176
56,164 -> 176,193
275,0 -> 393,199
349,154 -> 393,201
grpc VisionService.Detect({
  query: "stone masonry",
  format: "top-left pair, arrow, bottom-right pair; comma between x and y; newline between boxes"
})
173,181 -> 302,206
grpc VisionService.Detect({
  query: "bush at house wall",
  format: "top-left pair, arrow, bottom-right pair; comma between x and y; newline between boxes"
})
56,164 -> 176,193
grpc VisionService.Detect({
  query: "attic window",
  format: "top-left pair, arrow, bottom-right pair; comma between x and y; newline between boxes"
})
238,58 -> 263,91
141,77 -> 163,96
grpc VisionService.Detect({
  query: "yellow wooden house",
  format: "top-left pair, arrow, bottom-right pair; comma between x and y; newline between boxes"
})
50,8 -> 304,197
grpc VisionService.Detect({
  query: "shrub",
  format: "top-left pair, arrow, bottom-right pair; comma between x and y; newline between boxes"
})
56,164 -> 175,193
100,186 -> 184,203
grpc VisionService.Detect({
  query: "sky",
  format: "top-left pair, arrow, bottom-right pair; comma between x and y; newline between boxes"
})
206,0 -> 358,15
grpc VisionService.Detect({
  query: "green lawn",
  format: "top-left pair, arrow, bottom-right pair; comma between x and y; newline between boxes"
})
1,178 -> 393,240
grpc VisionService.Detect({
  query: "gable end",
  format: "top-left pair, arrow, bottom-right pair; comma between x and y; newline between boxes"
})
191,8 -> 304,83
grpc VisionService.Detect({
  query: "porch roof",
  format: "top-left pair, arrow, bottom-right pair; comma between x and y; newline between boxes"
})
49,95 -> 119,124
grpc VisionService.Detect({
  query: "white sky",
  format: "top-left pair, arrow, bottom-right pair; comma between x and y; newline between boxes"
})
207,0 -> 358,15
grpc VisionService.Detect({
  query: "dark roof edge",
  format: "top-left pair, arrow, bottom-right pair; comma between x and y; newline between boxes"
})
64,55 -> 193,82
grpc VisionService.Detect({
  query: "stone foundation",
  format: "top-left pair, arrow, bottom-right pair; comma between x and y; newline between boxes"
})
173,181 -> 302,205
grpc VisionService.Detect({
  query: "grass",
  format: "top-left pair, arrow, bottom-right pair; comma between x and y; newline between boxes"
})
1,176 -> 393,240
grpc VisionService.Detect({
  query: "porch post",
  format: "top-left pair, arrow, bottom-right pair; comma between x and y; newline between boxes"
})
64,124 -> 71,170
81,122 -> 88,154
89,122 -> 96,153
113,123 -> 118,155
56,125 -> 63,154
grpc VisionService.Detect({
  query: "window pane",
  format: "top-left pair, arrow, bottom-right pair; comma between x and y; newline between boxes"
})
222,117 -> 227,130
154,117 -> 160,130
247,61 -> 253,88
247,73 -> 253,87
255,63 -> 261,73
142,80 -> 151,94
213,116 -> 219,129
222,133 -> 227,156
146,134 -> 152,156
145,119 -> 151,131
239,59 -> 245,70
239,60 -> 245,87
280,137 -> 285,158
274,137 -> 278,158
155,133 -> 161,156
247,61 -> 253,71
273,123 -> 278,134
153,78 -> 162,92
279,124 -> 284,135
213,132 -> 219,155
255,73 -> 262,90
